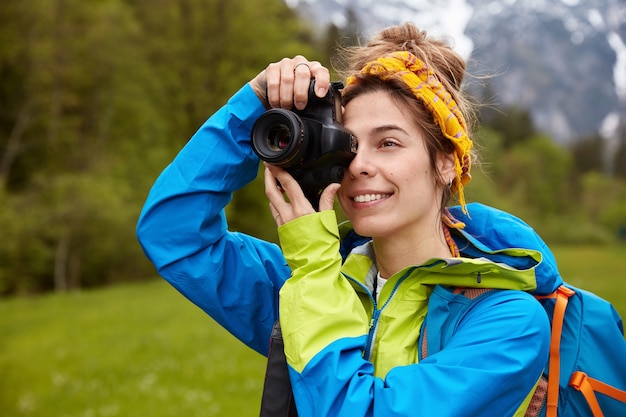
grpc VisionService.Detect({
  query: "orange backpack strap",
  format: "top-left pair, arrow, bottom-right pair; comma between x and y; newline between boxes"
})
534,285 -> 576,417
569,371 -> 626,417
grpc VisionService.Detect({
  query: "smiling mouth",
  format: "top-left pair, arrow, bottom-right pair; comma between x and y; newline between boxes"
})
353,193 -> 391,203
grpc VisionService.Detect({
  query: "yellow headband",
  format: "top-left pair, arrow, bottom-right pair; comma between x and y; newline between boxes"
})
346,51 -> 473,212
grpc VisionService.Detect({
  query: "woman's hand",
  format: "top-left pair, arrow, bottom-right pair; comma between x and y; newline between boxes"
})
264,163 -> 341,226
250,55 -> 330,110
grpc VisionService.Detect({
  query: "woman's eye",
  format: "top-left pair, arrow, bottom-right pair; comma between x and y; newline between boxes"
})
380,139 -> 398,148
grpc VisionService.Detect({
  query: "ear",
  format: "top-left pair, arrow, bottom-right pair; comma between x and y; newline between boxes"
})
437,152 -> 456,184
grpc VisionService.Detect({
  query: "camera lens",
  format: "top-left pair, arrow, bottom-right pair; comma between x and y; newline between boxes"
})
267,124 -> 292,151
251,109 -> 308,167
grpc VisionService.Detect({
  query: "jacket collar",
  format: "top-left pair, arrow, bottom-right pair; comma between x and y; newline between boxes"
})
339,203 -> 562,295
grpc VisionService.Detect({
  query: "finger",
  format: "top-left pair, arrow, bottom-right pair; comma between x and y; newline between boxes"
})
293,57 -> 313,110
277,58 -> 297,109
265,164 -> 314,219
264,167 -> 290,227
307,61 -> 331,98
264,56 -> 330,110
264,165 -> 288,212
268,202 -> 283,226
318,183 -> 341,211
294,60 -> 330,109
264,61 -> 285,108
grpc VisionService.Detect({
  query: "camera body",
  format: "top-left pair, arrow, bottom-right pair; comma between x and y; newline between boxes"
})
251,81 -> 355,209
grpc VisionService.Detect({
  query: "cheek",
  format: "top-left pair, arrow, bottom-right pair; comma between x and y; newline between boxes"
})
401,166 -> 437,193
337,188 -> 352,211
401,164 -> 428,182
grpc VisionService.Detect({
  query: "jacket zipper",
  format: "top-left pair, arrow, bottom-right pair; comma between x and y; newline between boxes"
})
353,267 -> 417,361
364,308 -> 380,361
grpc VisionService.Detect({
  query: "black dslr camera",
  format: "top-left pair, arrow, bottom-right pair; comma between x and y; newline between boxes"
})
251,80 -> 355,210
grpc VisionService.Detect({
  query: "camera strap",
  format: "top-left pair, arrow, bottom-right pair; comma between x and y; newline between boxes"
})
259,320 -> 299,417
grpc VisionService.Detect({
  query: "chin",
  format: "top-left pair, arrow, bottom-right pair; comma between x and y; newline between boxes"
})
351,220 -> 383,239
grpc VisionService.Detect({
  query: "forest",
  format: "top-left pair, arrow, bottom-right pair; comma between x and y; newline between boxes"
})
1,0 -> 625,295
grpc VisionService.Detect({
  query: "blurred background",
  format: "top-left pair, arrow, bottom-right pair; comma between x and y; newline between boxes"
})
1,0 -> 625,295
1,0 -> 625,416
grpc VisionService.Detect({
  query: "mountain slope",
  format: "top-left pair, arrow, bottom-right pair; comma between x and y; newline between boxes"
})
289,0 -> 626,143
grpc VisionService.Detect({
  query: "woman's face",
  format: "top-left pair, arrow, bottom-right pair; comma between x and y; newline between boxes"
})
338,90 -> 454,240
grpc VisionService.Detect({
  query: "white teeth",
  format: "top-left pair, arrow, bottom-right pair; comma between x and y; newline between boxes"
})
353,194 -> 387,203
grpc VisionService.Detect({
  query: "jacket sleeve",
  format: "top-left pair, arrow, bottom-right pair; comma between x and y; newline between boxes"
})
278,211 -> 551,417
136,83 -> 291,355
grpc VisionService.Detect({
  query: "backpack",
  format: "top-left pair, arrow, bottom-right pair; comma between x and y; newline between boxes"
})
259,320 -> 299,417
441,203 -> 626,415
420,284 -> 626,417
533,284 -> 626,416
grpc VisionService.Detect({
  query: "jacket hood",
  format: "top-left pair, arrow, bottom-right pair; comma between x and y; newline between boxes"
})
448,203 -> 562,295
339,203 -> 562,295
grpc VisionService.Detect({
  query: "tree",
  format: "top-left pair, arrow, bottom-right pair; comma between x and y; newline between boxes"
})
0,0 -> 322,294
613,124 -> 626,179
500,134 -> 573,216
480,105 -> 537,149
569,134 -> 605,177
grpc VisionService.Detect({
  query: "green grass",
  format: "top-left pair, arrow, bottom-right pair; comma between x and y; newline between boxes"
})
0,280 -> 266,417
551,245 -> 626,320
1,245 -> 625,417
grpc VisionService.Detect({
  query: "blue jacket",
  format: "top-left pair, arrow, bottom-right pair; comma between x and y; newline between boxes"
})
137,83 -> 555,416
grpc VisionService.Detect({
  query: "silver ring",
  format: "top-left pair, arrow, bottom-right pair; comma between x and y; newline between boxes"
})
294,62 -> 310,73
274,212 -> 281,220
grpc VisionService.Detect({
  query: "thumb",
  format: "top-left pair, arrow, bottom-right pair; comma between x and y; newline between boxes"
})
318,183 -> 341,211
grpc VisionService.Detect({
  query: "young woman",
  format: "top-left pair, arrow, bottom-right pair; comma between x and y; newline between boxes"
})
137,23 -> 559,416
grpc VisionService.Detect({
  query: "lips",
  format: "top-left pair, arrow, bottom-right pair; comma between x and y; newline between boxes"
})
353,193 -> 391,203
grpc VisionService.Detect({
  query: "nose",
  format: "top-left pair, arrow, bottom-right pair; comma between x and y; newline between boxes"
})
347,146 -> 375,179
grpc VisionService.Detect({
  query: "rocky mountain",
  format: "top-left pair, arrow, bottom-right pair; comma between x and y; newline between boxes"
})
288,0 -> 626,144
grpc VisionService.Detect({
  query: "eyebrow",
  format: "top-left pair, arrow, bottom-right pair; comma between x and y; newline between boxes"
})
370,124 -> 410,136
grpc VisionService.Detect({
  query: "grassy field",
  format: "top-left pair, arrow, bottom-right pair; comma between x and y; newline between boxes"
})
1,245 -> 625,417
550,245 -> 626,319
0,280 -> 267,417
